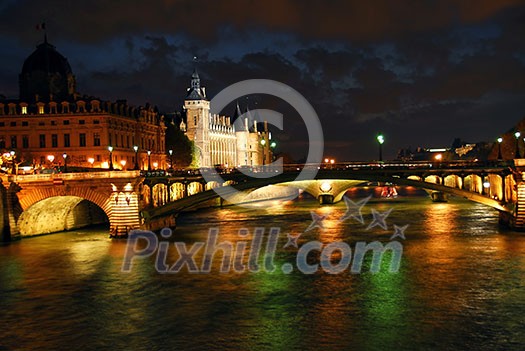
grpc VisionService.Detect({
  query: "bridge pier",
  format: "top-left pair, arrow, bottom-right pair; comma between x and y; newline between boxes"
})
430,191 -> 448,202
318,194 -> 334,205
0,181 -> 11,242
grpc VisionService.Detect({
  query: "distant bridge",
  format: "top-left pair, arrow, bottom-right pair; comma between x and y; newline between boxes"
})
2,160 -> 525,240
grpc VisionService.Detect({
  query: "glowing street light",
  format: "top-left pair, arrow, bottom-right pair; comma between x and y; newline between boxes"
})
435,153 -> 442,161
497,137 -> 503,160
120,159 -> 127,169
515,131 -> 521,158
168,149 -> 174,170
88,157 -> 95,167
47,155 -> 55,163
147,150 -> 152,170
133,145 -> 139,170
108,146 -> 114,170
10,150 -> 16,174
62,153 -> 68,173
377,134 -> 385,162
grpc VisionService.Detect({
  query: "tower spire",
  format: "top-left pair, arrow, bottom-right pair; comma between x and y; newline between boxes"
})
185,56 -> 206,100
36,21 -> 47,44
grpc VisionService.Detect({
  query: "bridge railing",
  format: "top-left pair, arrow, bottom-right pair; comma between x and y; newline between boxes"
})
4,170 -> 141,183
149,160 -> 514,178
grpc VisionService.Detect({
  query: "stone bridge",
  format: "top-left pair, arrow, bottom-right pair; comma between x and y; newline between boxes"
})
2,160 -> 525,241
143,161 -> 525,230
0,171 -> 150,240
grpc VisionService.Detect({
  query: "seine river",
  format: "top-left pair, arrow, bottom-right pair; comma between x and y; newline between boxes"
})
1,190 -> 525,350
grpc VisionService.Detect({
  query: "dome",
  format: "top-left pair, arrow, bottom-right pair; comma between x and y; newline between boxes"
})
21,41 -> 73,76
19,38 -> 76,102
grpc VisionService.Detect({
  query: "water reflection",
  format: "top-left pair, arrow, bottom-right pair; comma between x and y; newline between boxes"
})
1,196 -> 525,349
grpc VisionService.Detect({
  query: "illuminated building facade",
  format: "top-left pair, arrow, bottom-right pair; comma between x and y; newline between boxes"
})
0,38 -> 166,172
180,70 -> 272,168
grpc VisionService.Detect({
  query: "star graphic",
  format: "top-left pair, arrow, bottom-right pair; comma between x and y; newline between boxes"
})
339,195 -> 371,224
283,233 -> 302,248
390,224 -> 408,240
305,211 -> 326,232
366,208 -> 393,231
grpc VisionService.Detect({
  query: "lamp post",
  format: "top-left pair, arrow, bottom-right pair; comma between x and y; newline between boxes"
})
108,146 -> 114,170
133,145 -> 139,170
168,149 -> 174,170
147,150 -> 151,171
10,150 -> 16,174
260,139 -> 266,170
270,141 -> 276,162
62,153 -> 68,173
497,137 -> 503,160
515,131 -> 521,158
377,134 -> 385,162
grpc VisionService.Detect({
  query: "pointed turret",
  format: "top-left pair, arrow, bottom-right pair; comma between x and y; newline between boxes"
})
186,68 -> 206,100
232,101 -> 242,122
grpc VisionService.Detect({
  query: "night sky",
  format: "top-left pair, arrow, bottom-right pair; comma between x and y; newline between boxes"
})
1,0 -> 525,161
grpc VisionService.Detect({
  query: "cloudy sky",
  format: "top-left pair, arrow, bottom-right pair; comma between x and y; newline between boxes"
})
1,0 -> 524,161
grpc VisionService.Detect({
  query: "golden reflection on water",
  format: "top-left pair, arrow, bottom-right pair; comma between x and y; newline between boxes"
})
3,197 -> 525,350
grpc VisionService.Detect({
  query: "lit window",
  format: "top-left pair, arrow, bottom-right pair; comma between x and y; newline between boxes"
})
21,106 -> 27,114
38,106 -> 44,114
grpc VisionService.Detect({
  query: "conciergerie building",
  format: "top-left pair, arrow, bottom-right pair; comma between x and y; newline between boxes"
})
179,69 -> 273,168
0,36 -> 166,172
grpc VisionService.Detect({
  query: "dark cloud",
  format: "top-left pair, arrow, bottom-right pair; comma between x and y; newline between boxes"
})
0,0 -> 523,43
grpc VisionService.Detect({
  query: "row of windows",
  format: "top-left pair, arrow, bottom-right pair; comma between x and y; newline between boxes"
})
108,133 -> 164,152
0,120 -> 100,127
0,133 -> 101,149
35,154 -> 140,165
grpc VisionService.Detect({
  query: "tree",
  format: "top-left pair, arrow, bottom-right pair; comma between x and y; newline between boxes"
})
165,113 -> 193,168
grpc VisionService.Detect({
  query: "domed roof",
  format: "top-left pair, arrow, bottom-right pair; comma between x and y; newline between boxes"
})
19,38 -> 76,102
21,39 -> 73,76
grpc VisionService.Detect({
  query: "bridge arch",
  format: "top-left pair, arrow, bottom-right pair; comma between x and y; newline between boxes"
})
424,175 -> 442,184
170,182 -> 185,201
464,174 -> 483,194
444,175 -> 462,189
17,196 -> 109,237
152,183 -> 169,207
187,182 -> 204,196
205,181 -> 220,191
18,185 -> 111,215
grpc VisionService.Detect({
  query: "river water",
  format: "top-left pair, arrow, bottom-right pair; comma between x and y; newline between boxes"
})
1,191 -> 525,350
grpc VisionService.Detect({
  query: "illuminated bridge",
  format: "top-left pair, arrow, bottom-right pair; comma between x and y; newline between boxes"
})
1,159 -> 525,240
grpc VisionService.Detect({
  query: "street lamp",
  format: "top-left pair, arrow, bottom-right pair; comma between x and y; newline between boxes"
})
270,141 -> 276,162
133,145 -> 139,170
260,139 -> 266,168
168,149 -> 174,170
515,131 -> 521,158
10,150 -> 16,174
147,150 -> 151,170
497,137 -> 503,160
377,134 -> 385,162
108,146 -> 114,170
62,153 -> 68,173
